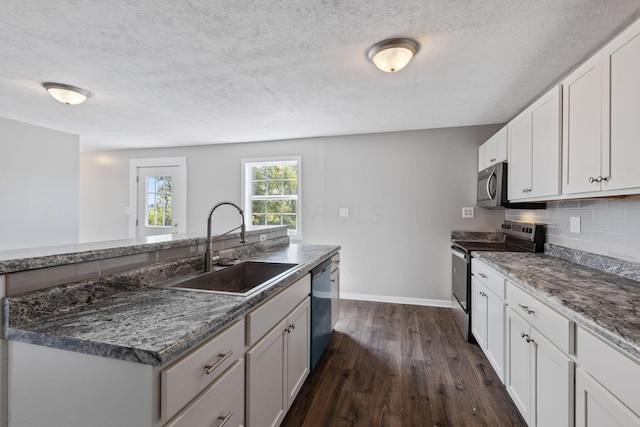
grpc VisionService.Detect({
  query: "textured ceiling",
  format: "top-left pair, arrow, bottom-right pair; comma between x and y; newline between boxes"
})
1,1 -> 640,151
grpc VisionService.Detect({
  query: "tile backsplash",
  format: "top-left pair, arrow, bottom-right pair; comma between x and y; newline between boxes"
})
506,196 -> 640,262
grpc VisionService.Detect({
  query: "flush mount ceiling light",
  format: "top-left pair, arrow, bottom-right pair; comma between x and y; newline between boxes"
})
43,82 -> 91,105
367,38 -> 419,73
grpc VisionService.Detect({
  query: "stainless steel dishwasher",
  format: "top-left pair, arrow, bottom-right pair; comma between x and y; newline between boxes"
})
310,258 -> 332,370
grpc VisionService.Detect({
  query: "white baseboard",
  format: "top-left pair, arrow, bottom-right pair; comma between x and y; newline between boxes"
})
340,292 -> 452,308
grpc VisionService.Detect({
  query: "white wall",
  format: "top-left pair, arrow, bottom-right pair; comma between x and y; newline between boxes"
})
508,197 -> 640,262
0,117 -> 79,250
80,126 -> 505,304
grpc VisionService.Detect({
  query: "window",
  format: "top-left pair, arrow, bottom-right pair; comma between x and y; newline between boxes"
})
146,175 -> 172,227
242,157 -> 301,237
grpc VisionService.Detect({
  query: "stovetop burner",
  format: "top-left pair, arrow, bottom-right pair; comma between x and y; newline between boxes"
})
452,220 -> 546,254
452,240 -> 531,253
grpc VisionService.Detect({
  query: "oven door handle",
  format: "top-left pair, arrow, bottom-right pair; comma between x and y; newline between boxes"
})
452,248 -> 468,261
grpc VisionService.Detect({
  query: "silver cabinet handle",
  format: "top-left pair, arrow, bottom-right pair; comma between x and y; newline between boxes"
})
286,323 -> 296,333
217,411 -> 233,427
520,332 -> 534,343
204,350 -> 233,375
478,273 -> 488,279
518,304 -> 534,315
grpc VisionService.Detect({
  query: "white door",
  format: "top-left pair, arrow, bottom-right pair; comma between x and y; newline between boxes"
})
130,157 -> 187,238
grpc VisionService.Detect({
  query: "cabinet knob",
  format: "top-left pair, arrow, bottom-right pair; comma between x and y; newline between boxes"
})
589,177 -> 596,183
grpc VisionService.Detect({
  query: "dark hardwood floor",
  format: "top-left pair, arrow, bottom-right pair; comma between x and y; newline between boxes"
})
282,300 -> 525,427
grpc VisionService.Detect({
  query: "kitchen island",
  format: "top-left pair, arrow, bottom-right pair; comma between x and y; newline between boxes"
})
1,228 -> 340,427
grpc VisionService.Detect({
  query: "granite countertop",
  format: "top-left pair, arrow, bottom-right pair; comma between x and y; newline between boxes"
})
472,251 -> 640,360
0,225 -> 287,274
3,243 -> 340,366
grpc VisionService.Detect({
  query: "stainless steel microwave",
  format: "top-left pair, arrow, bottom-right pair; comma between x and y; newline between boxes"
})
477,162 -> 545,209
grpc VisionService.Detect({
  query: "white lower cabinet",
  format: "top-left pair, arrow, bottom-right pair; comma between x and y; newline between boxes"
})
471,259 -> 506,382
575,327 -> 640,426
471,277 -> 505,382
575,368 -> 640,426
246,297 -> 310,427
165,359 -> 244,427
505,308 -> 574,427
505,284 -> 574,427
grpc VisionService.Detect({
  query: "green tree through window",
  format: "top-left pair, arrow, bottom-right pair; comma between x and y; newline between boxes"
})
244,158 -> 300,236
146,175 -> 172,227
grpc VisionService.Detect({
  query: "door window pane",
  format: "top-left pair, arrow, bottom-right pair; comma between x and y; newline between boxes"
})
146,175 -> 172,227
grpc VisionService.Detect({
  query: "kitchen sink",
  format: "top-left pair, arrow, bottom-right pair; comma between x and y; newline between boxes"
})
154,261 -> 299,296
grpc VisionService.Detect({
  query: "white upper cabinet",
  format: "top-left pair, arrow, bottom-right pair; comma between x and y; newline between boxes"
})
562,54 -> 604,194
508,85 -> 562,201
563,18 -> 640,196
601,18 -> 640,192
478,126 -> 508,171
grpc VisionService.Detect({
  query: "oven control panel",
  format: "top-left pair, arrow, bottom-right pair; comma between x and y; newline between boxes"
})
501,220 -> 544,243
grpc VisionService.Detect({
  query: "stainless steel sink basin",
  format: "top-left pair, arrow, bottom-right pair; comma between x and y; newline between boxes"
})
154,261 -> 299,296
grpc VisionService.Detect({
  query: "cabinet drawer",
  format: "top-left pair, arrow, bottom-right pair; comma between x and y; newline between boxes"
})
577,327 -> 640,417
161,319 -> 245,421
506,282 -> 574,354
247,274 -> 310,347
472,259 -> 505,299
166,359 -> 244,427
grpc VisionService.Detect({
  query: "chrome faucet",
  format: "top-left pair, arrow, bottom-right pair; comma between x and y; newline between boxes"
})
205,201 -> 247,272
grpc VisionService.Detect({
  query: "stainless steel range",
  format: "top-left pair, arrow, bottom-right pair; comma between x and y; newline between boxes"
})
451,220 -> 545,341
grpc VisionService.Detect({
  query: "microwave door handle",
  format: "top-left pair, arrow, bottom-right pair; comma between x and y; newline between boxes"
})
487,172 -> 496,200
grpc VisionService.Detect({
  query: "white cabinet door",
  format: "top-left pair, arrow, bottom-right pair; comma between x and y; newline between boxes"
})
246,318 -> 287,427
471,278 -> 488,349
285,298 -> 310,410
533,329 -> 574,427
485,289 -> 505,383
478,143 -> 487,172
575,368 -> 640,427
562,54 -> 604,195
508,111 -> 532,200
505,308 -> 533,425
602,18 -> 640,192
508,85 -> 561,201
479,126 -> 508,171
530,85 -> 562,198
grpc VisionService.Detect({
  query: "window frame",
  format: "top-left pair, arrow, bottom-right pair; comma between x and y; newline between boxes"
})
241,156 -> 302,239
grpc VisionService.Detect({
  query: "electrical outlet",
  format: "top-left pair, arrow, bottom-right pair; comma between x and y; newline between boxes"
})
462,207 -> 475,218
339,207 -> 349,218
570,216 -> 581,233
259,234 -> 267,242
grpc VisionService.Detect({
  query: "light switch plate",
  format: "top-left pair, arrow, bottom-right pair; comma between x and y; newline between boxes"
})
570,216 -> 581,233
462,207 -> 475,218
339,207 -> 349,218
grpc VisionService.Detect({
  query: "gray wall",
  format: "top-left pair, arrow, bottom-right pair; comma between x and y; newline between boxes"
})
507,198 -> 640,262
80,126 -> 505,304
0,117 -> 79,250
